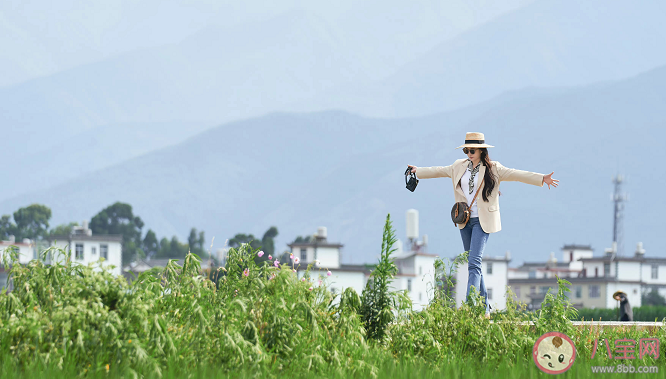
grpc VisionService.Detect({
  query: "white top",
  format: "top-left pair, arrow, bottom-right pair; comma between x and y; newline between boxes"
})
460,162 -> 482,218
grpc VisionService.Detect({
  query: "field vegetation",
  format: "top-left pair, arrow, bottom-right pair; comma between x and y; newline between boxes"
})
575,306 -> 666,322
0,215 -> 664,378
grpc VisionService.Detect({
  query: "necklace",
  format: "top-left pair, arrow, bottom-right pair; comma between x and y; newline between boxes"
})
467,160 -> 481,195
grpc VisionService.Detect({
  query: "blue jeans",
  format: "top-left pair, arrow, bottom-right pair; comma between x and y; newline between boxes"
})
460,217 -> 490,314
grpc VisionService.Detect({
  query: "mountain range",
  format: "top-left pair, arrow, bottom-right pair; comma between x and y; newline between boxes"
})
290,0 -> 666,117
3,64 -> 664,265
1,0 -> 530,196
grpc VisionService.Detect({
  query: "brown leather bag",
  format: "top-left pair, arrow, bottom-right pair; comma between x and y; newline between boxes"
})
451,178 -> 484,227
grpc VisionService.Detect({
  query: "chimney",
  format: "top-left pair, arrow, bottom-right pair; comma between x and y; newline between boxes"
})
604,242 -> 617,259
406,209 -> 419,241
634,242 -> 645,258
315,227 -> 327,241
547,252 -> 558,268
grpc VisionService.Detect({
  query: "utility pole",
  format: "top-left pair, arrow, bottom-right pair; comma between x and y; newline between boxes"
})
611,175 -> 628,256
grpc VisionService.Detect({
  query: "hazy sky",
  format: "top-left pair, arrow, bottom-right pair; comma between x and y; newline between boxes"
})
0,0 -> 532,86
1,0 -> 664,267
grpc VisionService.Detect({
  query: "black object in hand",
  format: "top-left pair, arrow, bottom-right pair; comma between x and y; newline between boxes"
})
405,167 -> 418,192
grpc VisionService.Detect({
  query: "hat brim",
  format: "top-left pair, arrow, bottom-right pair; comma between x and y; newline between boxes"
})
612,291 -> 627,298
456,144 -> 494,149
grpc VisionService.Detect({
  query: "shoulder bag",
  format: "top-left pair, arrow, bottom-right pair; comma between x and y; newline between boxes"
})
451,177 -> 484,226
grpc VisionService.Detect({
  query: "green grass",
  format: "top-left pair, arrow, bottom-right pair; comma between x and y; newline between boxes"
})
0,215 -> 664,378
2,354 -> 663,379
575,305 -> 666,322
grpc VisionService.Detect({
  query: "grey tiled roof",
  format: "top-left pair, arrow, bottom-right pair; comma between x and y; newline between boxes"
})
49,234 -> 123,243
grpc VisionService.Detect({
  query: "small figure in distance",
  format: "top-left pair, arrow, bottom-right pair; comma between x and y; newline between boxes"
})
613,291 -> 633,321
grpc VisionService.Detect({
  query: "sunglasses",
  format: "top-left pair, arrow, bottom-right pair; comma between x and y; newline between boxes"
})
462,148 -> 479,154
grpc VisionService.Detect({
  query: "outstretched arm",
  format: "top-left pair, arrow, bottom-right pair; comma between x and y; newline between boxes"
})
408,161 -> 460,179
496,162 -> 556,188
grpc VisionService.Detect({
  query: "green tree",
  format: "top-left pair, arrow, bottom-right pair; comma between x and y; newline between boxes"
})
228,233 -> 262,250
13,204 -> 52,240
0,215 -> 14,240
169,236 -> 188,258
157,237 -> 170,257
142,229 -> 159,258
261,226 -> 278,257
188,228 -> 198,254
90,202 -> 144,264
293,235 -> 312,243
154,235 -> 189,259
228,226 -> 278,265
48,222 -> 79,237
198,231 -> 205,251
642,288 -> 666,306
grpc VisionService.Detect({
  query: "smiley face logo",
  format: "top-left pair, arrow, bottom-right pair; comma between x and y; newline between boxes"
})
533,332 -> 576,374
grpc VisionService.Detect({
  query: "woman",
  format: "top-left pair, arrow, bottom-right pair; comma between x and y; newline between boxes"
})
408,132 -> 559,318
613,291 -> 633,321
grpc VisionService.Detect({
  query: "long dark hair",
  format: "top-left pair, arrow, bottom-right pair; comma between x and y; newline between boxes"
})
480,148 -> 497,202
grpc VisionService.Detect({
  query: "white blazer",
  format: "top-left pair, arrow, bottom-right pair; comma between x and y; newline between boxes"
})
416,159 -> 544,233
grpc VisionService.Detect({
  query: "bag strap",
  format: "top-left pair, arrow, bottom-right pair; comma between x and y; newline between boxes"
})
405,167 -> 415,185
469,177 -> 485,209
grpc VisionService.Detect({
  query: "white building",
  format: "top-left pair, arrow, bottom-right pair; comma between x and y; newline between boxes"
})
288,210 -> 439,311
393,250 -> 439,311
453,251 -> 511,311
288,227 -> 369,302
0,235 -> 37,264
49,221 -> 123,276
0,236 -> 38,290
1,222 -> 122,288
507,243 -> 666,310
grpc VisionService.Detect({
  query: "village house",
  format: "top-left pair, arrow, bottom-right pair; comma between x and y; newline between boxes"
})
288,210 -> 439,311
1,222 -> 122,289
506,243 -> 666,310
48,221 -> 123,276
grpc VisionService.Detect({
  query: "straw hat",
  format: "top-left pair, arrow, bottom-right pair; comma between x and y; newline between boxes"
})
455,132 -> 495,149
612,291 -> 627,298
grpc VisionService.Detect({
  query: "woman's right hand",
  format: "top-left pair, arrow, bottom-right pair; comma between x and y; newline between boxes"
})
407,165 -> 417,174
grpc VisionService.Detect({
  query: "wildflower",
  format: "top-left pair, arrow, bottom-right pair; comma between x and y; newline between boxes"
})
243,268 -> 249,277
327,270 -> 332,276
290,253 -> 294,260
268,255 -> 272,260
301,277 -> 306,282
128,339 -> 132,344
293,269 -> 297,273
308,287 -> 313,291
318,280 -> 322,285
294,257 -> 300,264
274,260 -> 280,267
105,364 -> 109,372
257,251 -> 264,257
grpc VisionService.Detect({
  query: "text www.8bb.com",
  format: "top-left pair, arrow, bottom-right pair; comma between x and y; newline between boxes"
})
591,365 -> 658,374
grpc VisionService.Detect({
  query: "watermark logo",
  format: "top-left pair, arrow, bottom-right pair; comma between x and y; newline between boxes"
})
533,332 -> 577,374
590,337 -> 659,360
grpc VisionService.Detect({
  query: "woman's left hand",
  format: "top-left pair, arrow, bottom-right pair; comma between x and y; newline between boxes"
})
543,172 -> 559,189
